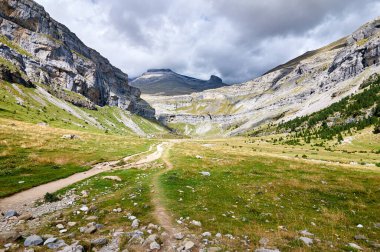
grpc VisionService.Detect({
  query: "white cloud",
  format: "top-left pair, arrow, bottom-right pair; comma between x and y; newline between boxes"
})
36,0 -> 380,83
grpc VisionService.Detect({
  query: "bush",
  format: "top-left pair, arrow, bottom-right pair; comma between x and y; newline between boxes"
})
376,163 -> 380,167
373,124 -> 380,134
44,192 -> 59,202
302,154 -> 308,159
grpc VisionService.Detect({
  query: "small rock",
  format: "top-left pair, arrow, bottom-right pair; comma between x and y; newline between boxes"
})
356,224 -> 363,228
56,224 -> 65,229
199,171 -> 211,176
215,233 -> 222,238
207,248 -> 222,252
259,237 -> 269,246
354,234 -> 367,240
299,236 -> 313,246
67,222 -> 77,227
103,176 -> 122,182
132,219 -> 139,228
113,208 -> 122,213
46,239 -> 66,249
174,233 -> 184,240
61,134 -> 79,139
59,229 -> 68,233
150,241 -> 161,250
299,230 -> 314,236
195,155 -> 203,159
95,224 -> 104,229
80,205 -> 89,212
374,223 -> 380,229
190,220 -> 202,227
43,237 -> 57,245
18,212 -> 33,221
202,232 -> 211,237
83,225 -> 97,234
81,191 -> 89,197
4,243 -> 12,248
60,241 -> 84,252
348,243 -> 362,250
255,249 -> 280,252
4,210 -> 18,218
24,235 -> 43,247
91,237 -> 108,246
85,216 -> 98,221
0,231 -> 21,243
184,241 -> 195,250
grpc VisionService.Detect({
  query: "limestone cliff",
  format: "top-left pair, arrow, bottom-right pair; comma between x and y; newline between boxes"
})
0,0 -> 155,118
144,17 -> 380,136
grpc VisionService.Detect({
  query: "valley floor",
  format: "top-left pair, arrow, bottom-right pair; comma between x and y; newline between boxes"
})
0,119 -> 379,251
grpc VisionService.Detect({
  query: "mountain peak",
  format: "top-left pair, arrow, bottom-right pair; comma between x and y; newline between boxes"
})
147,69 -> 173,73
130,70 -> 227,95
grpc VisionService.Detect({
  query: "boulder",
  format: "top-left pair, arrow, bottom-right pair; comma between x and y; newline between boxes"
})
91,237 -> 108,246
24,235 -> 43,246
299,236 -> 313,246
18,212 -> 33,221
150,241 -> 161,250
0,231 -> 21,243
4,210 -> 18,218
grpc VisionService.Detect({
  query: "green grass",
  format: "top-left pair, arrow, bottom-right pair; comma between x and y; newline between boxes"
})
0,81 -> 167,136
32,168 -> 158,251
159,140 -> 380,251
0,118 -> 153,197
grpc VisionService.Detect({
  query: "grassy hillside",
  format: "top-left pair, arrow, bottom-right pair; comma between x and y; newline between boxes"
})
0,79 -> 170,197
248,74 -> 380,146
0,80 -> 168,137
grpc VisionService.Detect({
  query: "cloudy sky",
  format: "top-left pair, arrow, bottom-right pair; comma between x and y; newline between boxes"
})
36,0 -> 380,83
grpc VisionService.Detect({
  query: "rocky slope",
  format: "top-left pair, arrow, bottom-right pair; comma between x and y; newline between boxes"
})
130,69 -> 227,95
144,17 -> 380,136
0,0 -> 154,118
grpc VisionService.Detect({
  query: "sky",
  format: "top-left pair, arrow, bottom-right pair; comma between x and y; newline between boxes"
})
35,0 -> 380,83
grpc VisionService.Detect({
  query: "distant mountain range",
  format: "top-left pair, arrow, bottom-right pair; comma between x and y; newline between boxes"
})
130,69 -> 228,95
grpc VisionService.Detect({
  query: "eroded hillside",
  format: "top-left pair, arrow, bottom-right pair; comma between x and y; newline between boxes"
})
144,18 -> 380,137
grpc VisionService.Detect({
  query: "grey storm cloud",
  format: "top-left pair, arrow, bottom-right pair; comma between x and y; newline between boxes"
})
36,0 -> 380,83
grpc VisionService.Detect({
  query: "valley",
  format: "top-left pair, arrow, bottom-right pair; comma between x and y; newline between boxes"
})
0,0 -> 379,251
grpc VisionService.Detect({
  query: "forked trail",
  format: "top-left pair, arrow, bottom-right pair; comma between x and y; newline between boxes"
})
0,143 -> 165,211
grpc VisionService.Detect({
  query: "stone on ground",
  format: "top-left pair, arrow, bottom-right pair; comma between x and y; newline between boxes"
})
24,235 -> 43,246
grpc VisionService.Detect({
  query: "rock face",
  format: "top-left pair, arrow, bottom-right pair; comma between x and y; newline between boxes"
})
0,0 -> 154,118
130,69 -> 227,95
144,17 -> 380,136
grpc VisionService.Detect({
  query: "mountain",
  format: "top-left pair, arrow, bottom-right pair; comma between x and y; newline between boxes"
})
130,69 -> 227,95
0,0 -> 154,119
144,18 -> 380,136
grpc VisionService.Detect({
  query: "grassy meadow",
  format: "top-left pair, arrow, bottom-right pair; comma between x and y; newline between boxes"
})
0,118 -> 154,197
159,137 -> 380,251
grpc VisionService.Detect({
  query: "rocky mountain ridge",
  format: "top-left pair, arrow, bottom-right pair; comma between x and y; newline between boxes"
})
130,68 -> 227,95
0,0 -> 155,118
144,17 -> 380,136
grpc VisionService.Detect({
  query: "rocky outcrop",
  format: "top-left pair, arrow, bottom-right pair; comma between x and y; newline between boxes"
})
0,0 -> 154,118
130,69 -> 227,95
144,17 -> 380,136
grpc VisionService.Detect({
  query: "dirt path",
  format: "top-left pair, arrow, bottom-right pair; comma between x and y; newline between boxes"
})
150,141 -> 184,251
0,143 -> 165,212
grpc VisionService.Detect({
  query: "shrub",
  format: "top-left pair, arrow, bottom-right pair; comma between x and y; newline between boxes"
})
44,192 -> 59,202
373,124 -> 380,134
